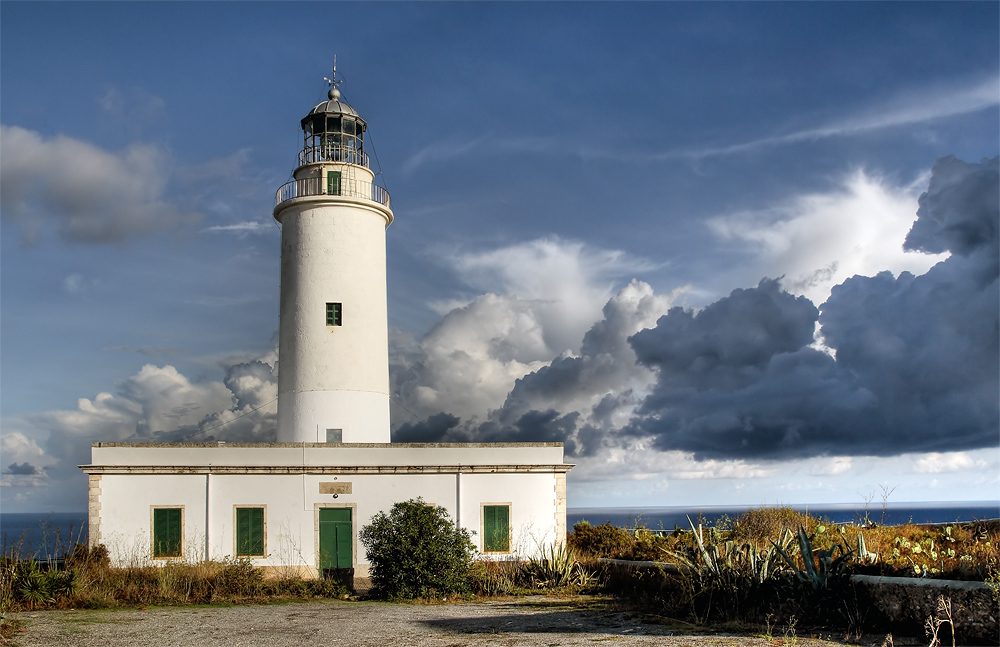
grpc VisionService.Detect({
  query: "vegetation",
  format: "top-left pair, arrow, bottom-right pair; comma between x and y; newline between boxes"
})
468,543 -> 597,595
0,542 -> 349,615
568,509 -> 999,582
567,507 -> 999,641
359,497 -> 475,599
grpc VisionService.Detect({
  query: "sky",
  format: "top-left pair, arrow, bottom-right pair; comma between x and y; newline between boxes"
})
1,2 -> 997,514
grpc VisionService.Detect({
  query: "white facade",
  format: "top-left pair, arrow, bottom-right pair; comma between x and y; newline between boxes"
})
83,443 -> 570,576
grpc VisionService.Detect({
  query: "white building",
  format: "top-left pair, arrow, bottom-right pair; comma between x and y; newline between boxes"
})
80,69 -> 571,579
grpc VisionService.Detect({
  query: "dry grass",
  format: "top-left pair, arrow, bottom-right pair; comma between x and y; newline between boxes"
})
0,543 -> 349,613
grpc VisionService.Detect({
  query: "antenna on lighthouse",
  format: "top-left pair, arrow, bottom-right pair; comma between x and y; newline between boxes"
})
324,56 -> 342,100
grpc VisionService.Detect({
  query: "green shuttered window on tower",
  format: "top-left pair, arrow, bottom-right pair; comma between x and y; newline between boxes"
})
327,170 -> 341,196
326,302 -> 342,326
236,507 -> 265,556
152,508 -> 182,557
483,505 -> 510,552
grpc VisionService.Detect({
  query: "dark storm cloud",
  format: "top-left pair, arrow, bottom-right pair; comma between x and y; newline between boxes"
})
393,413 -> 461,443
6,462 -> 38,475
626,156 -> 999,460
629,279 -> 818,391
904,156 -> 999,257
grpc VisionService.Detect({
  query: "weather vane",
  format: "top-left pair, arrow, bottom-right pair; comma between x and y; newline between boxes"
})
324,55 -> 342,99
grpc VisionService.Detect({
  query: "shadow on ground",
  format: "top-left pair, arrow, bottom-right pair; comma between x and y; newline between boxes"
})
417,603 -> 674,637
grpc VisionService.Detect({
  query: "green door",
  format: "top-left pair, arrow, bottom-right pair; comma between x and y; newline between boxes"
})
319,508 -> 352,570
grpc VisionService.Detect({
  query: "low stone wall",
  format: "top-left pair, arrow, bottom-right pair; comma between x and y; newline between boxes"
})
851,575 -> 997,645
597,559 -> 999,644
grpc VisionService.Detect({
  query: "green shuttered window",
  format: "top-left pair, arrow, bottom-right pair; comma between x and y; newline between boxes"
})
327,171 -> 341,196
483,505 -> 510,552
152,508 -> 182,557
326,302 -> 342,326
236,507 -> 265,556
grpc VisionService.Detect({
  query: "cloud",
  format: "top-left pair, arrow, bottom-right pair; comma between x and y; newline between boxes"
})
708,169 -> 946,305
402,78 -> 999,170
202,221 -> 273,236
626,156 -> 998,460
6,463 -> 37,475
391,278 -> 682,459
389,156 -> 997,468
0,125 -> 201,244
447,237 -> 657,356
391,238 -> 657,425
662,76 -> 1000,160
1,351 -> 278,503
913,452 -> 985,474
810,457 -> 853,476
0,432 -> 54,488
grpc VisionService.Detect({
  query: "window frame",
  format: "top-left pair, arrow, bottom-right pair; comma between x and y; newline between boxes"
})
480,503 -> 512,553
234,505 -> 267,558
326,302 -> 342,326
150,506 -> 184,559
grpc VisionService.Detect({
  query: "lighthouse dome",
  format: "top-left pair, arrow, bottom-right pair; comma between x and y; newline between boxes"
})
305,98 -> 362,120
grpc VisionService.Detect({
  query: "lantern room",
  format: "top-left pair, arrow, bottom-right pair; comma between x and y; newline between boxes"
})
298,86 -> 368,168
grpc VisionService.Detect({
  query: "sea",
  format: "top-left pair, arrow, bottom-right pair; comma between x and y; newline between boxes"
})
2,502 -> 997,557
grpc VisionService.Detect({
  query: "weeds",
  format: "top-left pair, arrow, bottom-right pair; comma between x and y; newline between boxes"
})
924,595 -> 956,647
0,543 -> 348,612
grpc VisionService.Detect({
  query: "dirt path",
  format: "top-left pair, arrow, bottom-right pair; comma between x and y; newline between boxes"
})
10,596 -> 850,647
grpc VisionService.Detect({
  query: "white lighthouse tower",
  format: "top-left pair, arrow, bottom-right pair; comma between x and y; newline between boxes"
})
273,67 -> 393,443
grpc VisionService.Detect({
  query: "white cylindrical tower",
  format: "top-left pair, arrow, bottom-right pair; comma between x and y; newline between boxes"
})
273,74 -> 393,443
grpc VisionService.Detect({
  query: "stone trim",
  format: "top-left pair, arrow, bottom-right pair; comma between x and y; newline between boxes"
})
88,474 -> 102,548
554,472 -> 567,545
80,464 -> 574,475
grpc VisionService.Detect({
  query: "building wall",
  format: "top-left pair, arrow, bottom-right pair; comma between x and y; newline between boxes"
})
86,444 -> 571,577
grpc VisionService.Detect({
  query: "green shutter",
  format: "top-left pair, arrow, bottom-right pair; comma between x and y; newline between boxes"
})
326,302 -> 342,326
236,507 -> 264,556
484,505 -> 510,552
327,171 -> 341,196
153,508 -> 182,557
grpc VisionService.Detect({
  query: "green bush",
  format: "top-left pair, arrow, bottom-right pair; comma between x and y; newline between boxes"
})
568,521 -> 636,559
359,497 -> 475,599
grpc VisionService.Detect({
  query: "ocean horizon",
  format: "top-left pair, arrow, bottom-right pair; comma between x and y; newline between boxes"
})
3,500 -> 997,557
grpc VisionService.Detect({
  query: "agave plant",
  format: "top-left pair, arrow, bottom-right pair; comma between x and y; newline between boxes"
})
774,526 -> 854,590
523,543 -> 594,588
856,531 -> 878,564
670,516 -> 793,585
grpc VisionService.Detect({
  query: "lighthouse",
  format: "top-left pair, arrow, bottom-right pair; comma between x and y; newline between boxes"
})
273,68 -> 393,444
82,68 -> 570,575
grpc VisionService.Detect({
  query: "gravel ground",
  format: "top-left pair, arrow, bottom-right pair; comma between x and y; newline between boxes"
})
9,597 -> 852,647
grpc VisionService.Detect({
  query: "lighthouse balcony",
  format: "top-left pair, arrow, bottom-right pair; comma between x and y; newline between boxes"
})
275,176 -> 391,210
298,144 -> 370,168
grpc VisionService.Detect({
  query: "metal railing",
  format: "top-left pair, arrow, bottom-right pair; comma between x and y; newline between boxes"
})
297,145 -> 370,168
274,176 -> 391,210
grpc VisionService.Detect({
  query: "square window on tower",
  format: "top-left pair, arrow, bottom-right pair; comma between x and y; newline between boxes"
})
326,302 -> 342,326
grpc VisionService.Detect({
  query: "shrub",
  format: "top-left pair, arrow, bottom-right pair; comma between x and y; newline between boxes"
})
569,521 -> 636,559
359,497 -> 475,599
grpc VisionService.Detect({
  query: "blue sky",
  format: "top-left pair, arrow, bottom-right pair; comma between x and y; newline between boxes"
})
1,2 -> 997,513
